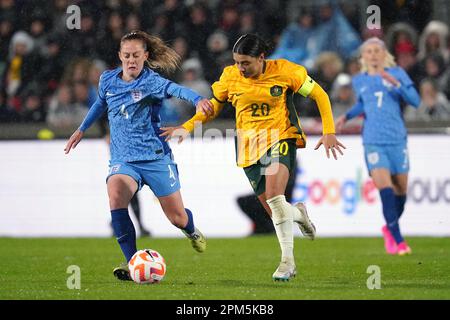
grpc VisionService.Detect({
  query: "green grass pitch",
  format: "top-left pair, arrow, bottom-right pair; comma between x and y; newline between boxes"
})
0,237 -> 449,300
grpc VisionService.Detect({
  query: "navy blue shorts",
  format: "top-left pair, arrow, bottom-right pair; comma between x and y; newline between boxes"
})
107,153 -> 181,197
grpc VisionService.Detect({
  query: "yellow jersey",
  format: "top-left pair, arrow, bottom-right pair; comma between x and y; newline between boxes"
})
183,59 -> 335,167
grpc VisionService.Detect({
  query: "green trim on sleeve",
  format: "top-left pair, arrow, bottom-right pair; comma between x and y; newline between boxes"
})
212,95 -> 227,104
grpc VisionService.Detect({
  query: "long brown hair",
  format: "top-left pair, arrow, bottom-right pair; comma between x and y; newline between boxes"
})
120,30 -> 180,75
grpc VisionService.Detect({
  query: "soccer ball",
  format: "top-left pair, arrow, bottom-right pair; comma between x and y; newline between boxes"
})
128,249 -> 166,284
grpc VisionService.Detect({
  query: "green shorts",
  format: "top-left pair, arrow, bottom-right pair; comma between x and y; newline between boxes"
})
243,139 -> 297,196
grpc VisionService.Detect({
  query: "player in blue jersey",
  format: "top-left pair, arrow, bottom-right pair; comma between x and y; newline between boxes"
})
336,37 -> 420,256
64,31 -> 212,280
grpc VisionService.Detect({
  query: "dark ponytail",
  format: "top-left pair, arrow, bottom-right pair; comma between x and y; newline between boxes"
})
120,30 -> 180,75
232,34 -> 269,57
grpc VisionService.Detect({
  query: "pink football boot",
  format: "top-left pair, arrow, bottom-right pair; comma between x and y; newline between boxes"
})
397,241 -> 412,256
382,225 -> 398,255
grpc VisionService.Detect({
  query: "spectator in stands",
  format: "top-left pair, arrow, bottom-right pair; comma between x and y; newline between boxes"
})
0,0 -> 17,28
62,58 -> 92,85
417,20 -> 449,63
218,6 -> 240,44
153,0 -> 187,37
150,9 -> 173,41
345,56 -> 361,76
50,0 -> 70,33
270,9 -> 314,67
0,90 -> 15,122
420,53 -> 450,99
46,83 -> 87,129
171,36 -> 190,63
162,58 -> 211,124
405,78 -> 450,121
271,4 -> 360,69
28,14 -> 49,55
38,34 -> 66,96
203,31 -> 230,84
385,22 -> 419,55
0,15 -> 14,64
87,60 -> 107,107
97,11 -> 123,68
238,6 -> 258,36
68,10 -> 98,58
3,31 -> 34,97
186,3 -> 213,60
179,58 -> 211,103
330,73 -> 355,118
203,31 -> 235,118
170,36 -> 190,82
72,81 -> 90,110
313,52 -> 344,97
1,31 -> 42,118
20,83 -> 45,122
122,0 -> 144,14
394,39 -> 421,86
2,0 -> 450,128
124,13 -> 141,34
372,0 -> 431,33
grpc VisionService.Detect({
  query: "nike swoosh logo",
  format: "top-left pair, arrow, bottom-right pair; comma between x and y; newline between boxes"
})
106,92 -> 115,96
116,234 -> 128,241
171,181 -> 177,187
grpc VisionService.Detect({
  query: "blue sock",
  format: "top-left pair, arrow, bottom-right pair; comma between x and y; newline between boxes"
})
111,208 -> 137,262
182,208 -> 195,235
380,188 -> 404,244
395,195 -> 407,219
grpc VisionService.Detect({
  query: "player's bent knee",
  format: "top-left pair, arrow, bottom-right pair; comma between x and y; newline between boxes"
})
266,195 -> 292,224
108,193 -> 129,210
166,211 -> 188,228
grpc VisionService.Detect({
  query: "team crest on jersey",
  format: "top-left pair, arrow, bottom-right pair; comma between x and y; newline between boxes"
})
367,152 -> 379,165
131,89 -> 143,102
110,164 -> 121,174
382,79 -> 394,89
270,85 -> 283,97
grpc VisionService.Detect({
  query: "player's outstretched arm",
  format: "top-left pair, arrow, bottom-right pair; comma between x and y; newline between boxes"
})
303,81 -> 346,159
160,98 -> 224,144
314,134 -> 346,160
166,82 -> 214,116
335,115 -> 347,132
64,129 -> 84,154
160,126 -> 189,144
64,96 -> 106,154
380,70 -> 420,108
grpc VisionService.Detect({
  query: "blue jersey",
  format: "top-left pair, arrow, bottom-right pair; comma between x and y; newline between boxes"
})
79,67 -> 203,162
346,67 -> 420,145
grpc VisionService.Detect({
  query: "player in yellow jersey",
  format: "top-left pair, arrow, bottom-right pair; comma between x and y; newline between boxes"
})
161,34 -> 345,281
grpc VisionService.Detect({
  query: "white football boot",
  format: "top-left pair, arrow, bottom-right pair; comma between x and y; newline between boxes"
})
272,258 -> 297,281
294,202 -> 316,240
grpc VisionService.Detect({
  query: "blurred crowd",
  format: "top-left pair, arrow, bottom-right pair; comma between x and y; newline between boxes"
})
1,0 -> 450,132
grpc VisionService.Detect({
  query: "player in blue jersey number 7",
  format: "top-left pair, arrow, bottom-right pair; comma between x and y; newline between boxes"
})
336,37 -> 420,256
64,31 -> 212,280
